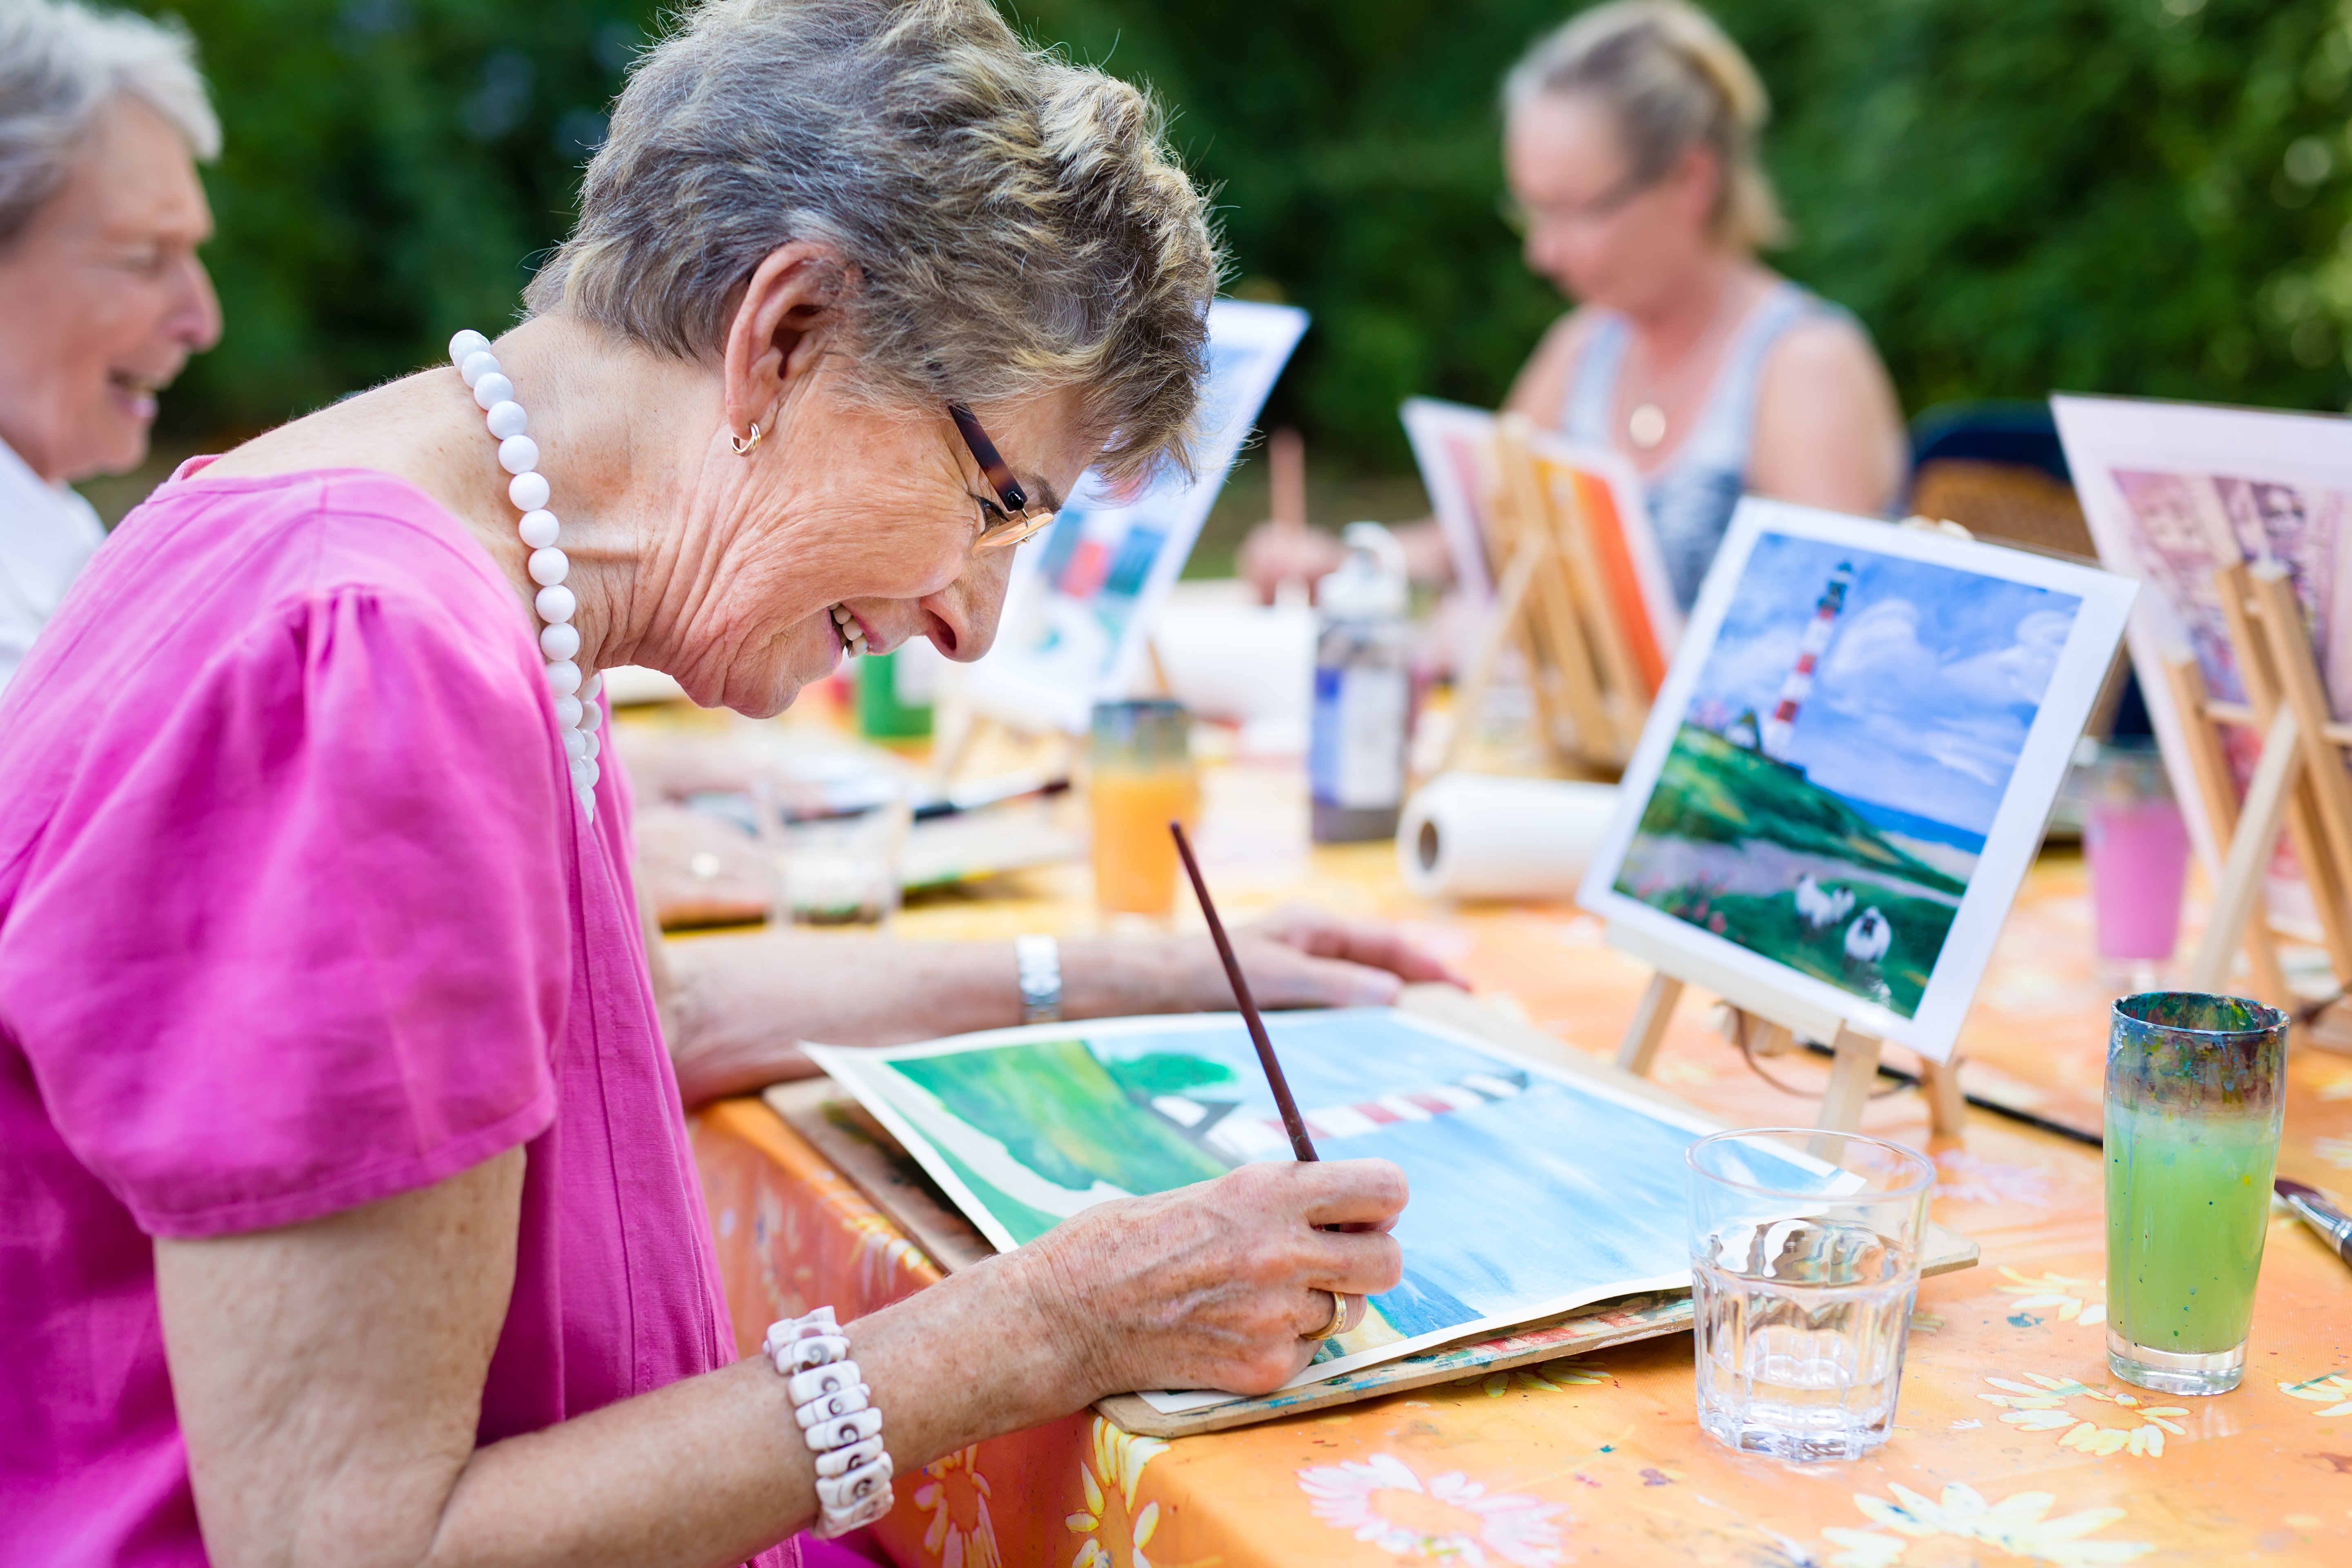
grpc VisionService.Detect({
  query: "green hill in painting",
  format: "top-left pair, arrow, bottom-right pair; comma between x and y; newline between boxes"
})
1634,724 -> 1966,898
892,1038 -> 1232,1199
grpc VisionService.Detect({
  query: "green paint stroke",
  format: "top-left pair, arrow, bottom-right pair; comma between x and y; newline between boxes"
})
895,1038 -> 1231,1198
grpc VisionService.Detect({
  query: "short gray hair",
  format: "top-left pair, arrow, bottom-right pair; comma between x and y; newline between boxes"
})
0,0 -> 220,247
527,0 -> 1221,482
1506,1 -> 1786,253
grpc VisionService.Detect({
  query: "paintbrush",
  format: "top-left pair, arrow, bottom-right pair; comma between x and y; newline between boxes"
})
1169,820 -> 1319,1162
2275,1176 -> 2352,1270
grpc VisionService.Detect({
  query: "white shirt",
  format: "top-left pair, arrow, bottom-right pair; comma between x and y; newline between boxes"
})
0,438 -> 107,697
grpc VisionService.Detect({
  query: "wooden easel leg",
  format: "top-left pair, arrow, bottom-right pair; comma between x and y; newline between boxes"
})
1442,532 -> 1545,773
1918,1054 -> 1967,1140
1815,1027 -> 1882,1136
1616,972 -> 1684,1075
2188,707 -> 2301,991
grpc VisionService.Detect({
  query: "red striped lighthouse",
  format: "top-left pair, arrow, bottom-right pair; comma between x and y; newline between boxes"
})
1761,560 -> 1854,760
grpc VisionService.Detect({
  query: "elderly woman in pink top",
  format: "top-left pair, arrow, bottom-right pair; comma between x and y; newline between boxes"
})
0,3 -> 1410,1565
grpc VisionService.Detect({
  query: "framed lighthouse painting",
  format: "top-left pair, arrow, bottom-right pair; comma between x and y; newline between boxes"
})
1579,500 -> 2136,1062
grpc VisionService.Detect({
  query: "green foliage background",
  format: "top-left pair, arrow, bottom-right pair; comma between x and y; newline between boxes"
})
140,0 -> 2352,469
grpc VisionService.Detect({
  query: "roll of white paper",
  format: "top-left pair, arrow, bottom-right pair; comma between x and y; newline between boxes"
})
1398,773 -> 1619,902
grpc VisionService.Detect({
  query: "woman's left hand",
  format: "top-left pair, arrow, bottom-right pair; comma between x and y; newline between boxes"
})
1172,902 -> 1470,1009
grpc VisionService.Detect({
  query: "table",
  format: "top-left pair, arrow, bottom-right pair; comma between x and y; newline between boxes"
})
683,749 -> 2352,1567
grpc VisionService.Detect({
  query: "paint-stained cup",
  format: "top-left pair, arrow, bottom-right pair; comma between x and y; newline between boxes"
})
2105,991 -> 2285,1396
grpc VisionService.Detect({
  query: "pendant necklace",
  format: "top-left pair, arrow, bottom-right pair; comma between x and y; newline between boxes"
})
1623,280 -> 1743,454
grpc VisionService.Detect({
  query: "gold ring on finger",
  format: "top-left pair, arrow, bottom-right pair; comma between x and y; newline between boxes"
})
1306,1290 -> 1361,1342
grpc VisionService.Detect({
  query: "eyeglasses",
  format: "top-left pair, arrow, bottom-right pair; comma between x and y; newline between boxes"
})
949,403 -> 1056,550
1497,167 -> 1653,237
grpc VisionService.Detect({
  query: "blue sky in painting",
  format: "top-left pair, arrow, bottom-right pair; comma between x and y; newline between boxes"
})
1685,533 -> 2082,836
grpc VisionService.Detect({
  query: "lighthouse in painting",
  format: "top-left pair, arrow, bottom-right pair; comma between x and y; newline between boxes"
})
1760,560 -> 1854,760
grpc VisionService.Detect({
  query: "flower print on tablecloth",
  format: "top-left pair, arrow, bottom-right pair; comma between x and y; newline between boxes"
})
1296,1452 -> 1568,1567
1068,1418 -> 1168,1568
2314,1135 -> 2352,1171
1978,1372 -> 2186,1456
2279,1372 -> 2352,1416
1821,1482 -> 2154,1565
1993,1268 -> 2105,1327
1450,1359 -> 1605,1399
1936,1150 -> 2056,1207
912,1446 -> 1000,1568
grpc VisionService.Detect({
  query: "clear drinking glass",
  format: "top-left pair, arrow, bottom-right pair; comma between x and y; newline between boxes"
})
1686,1128 -> 1936,1462
2105,992 -> 2286,1396
2084,738 -> 2191,989
766,791 -> 910,927
1089,699 -> 1199,918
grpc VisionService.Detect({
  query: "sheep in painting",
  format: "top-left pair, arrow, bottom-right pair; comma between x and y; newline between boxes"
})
1844,907 -> 1892,964
1793,874 -> 1855,931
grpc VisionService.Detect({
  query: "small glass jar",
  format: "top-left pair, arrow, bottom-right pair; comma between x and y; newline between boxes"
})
1089,699 -> 1198,918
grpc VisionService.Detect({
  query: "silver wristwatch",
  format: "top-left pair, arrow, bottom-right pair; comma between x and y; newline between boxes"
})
1014,933 -> 1062,1024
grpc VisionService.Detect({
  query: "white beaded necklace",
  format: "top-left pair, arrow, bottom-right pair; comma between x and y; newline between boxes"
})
447,329 -> 604,818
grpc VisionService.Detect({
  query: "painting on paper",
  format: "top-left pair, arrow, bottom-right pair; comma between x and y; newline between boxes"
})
808,1008 -> 1804,1405
2055,394 -> 2352,934
1580,501 -> 2135,1061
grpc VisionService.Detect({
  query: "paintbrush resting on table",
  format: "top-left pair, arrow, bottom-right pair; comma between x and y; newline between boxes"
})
2276,1177 -> 2352,1270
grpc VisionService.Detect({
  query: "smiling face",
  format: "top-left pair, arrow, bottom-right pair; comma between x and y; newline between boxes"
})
647,357 -> 1098,719
1504,90 -> 1724,317
0,94 -> 221,484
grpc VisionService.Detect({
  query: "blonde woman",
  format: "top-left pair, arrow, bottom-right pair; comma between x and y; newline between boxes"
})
1246,0 -> 1906,611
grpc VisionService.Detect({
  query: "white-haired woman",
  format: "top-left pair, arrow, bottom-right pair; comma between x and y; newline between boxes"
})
0,4 -> 1405,1566
0,0 -> 220,691
1245,0 -> 1906,612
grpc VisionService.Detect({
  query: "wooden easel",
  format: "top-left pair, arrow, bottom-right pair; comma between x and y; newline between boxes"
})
2173,556 -> 2352,1045
1445,414 -> 1653,774
1605,919 -> 1969,1137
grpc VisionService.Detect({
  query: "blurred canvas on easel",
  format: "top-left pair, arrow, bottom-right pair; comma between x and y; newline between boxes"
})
2058,394 -> 2352,1037
2056,395 -> 2352,950
1400,397 -> 1677,773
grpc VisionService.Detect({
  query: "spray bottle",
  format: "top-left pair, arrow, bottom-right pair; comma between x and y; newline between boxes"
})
1309,522 -> 1412,842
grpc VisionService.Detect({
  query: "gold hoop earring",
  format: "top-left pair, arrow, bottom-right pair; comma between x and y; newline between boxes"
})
731,423 -> 762,456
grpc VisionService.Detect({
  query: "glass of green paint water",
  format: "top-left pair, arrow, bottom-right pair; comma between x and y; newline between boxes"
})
2105,991 -> 2287,1396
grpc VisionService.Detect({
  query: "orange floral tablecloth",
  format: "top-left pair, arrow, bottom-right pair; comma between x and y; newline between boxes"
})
689,759 -> 2352,1567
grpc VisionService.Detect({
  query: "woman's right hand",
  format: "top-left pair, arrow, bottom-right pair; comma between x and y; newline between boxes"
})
1016,1158 -> 1409,1401
1238,520 -> 1344,604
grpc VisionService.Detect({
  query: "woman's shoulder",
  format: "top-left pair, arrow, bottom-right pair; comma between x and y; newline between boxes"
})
0,466 -> 553,828
75,465 -> 534,682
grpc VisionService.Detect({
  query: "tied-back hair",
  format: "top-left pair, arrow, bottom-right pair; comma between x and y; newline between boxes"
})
0,0 -> 219,247
527,0 -> 1223,482
1504,0 -> 1787,253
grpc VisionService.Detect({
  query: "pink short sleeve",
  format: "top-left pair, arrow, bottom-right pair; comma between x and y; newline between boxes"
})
0,584 -> 570,1238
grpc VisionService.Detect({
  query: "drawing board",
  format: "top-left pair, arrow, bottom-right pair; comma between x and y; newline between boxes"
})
806,1006 -> 1833,1410
1577,500 -> 2136,1062
962,300 -> 1307,734
2053,394 -> 2352,936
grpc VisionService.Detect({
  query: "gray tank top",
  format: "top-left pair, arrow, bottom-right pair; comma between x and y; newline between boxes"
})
1561,281 -> 1844,610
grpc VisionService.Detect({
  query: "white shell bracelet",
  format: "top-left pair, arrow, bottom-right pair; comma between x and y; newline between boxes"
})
764,1307 -> 893,1536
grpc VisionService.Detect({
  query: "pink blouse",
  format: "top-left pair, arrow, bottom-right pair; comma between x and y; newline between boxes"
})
0,465 -> 787,1566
